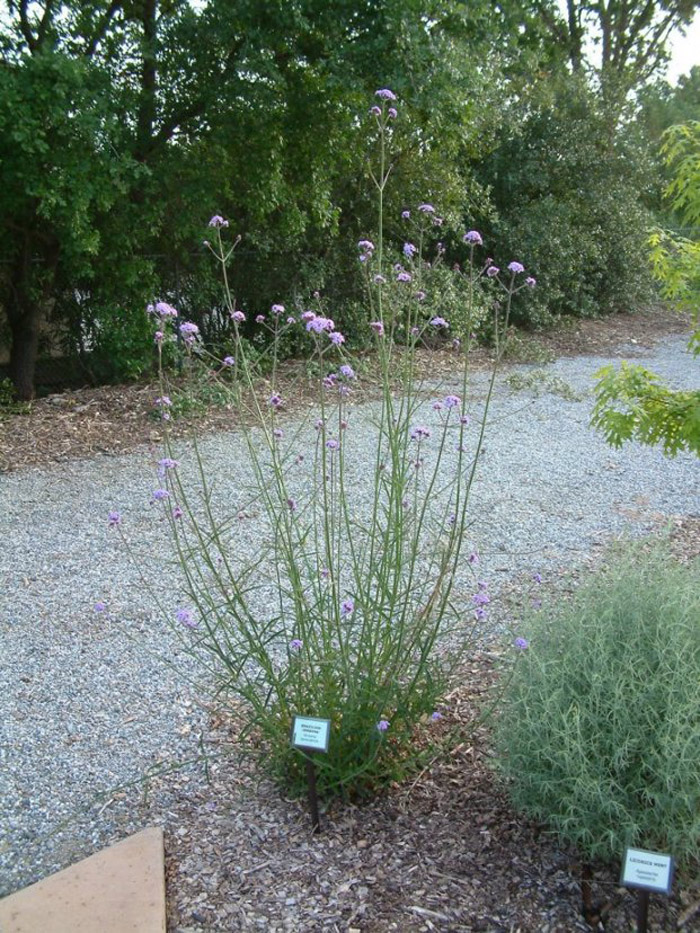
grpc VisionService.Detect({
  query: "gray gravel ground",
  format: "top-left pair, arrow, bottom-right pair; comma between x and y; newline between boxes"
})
1,334 -> 698,898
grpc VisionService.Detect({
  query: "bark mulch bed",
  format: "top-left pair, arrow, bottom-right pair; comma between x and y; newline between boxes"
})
146,639 -> 699,932
0,306 -> 692,475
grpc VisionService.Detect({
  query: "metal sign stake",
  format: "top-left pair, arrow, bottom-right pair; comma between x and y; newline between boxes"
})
305,754 -> 321,834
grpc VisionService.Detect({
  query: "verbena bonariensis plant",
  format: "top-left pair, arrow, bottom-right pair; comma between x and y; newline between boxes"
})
119,90 -> 536,800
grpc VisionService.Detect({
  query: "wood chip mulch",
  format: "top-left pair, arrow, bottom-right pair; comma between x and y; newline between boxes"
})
0,306 -> 692,475
130,646 -> 698,932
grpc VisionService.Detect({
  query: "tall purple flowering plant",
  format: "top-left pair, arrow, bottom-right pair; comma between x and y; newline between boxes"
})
136,90 -> 535,799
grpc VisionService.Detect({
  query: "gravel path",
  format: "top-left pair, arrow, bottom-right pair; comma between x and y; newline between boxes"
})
1,334 -> 698,900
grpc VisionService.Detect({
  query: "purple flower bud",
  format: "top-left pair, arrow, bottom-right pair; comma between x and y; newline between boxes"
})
108,510 -> 122,526
158,457 -> 179,475
172,506 -> 183,519
268,393 -> 282,408
231,310 -> 246,323
388,107 -> 397,119
374,274 -> 386,284
430,316 -> 449,328
526,276 -> 536,287
339,364 -> 355,379
464,230 -> 483,246
369,105 -> 381,116
155,301 -> 178,318
208,215 -> 229,228
289,638 -> 303,652
176,608 -> 198,628
397,271 -> 412,283
415,290 -> 426,301
418,203 -> 435,213
358,239 -> 375,253
154,331 -> 164,344
486,265 -> 500,277
431,711 -> 442,722
329,331 -> 345,345
273,428 -> 283,439
287,497 -> 297,511
508,261 -> 525,274
444,395 -> 460,408
326,438 -> 339,451
376,719 -> 390,732
375,88 -> 397,100
370,321 -> 385,336
154,396 -> 172,407
255,314 -> 266,324
152,489 -> 170,501
179,321 -> 199,338
403,242 -> 417,258
341,598 -> 354,617
223,356 -> 235,367
514,637 -> 529,650
271,303 -> 285,315
94,601 -> 106,612
286,316 -> 296,324
533,572 -> 542,584
401,210 -> 410,220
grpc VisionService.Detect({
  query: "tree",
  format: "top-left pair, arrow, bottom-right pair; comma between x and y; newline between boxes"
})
1,0 -> 507,398
530,0 -> 700,102
592,120 -> 700,457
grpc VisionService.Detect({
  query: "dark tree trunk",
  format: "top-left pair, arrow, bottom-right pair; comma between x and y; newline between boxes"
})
8,305 -> 41,401
4,235 -> 59,401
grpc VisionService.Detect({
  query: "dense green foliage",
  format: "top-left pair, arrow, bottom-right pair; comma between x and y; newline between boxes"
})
2,0 -> 699,397
495,542 -> 700,868
592,120 -> 700,458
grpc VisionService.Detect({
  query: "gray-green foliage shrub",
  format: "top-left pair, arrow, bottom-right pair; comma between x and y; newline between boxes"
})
495,542 -> 700,869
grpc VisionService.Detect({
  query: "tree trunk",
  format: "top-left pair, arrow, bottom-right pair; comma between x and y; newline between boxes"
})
4,235 -> 59,401
8,306 -> 41,401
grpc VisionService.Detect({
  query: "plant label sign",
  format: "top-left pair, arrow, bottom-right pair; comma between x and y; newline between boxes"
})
621,847 -> 674,894
291,715 -> 331,753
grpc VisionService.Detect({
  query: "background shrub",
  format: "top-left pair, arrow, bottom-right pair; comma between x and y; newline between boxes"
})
495,541 -> 700,870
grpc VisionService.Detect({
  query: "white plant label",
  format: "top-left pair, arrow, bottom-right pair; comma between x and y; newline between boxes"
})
621,847 -> 674,894
291,715 -> 331,753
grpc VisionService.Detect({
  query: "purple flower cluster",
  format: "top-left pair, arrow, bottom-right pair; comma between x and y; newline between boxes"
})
158,457 -> 179,476
508,261 -> 525,274
147,301 -> 178,318
108,510 -> 122,527
179,321 -> 200,347
176,608 -> 198,628
341,598 -> 354,617
370,321 -> 385,337
514,637 -> 529,650
152,489 -> 169,502
208,215 -> 229,228
358,239 -> 375,263
375,88 -> 397,101
430,316 -> 449,329
463,230 -> 483,246
403,242 -> 417,259
289,638 -> 303,652
376,719 -> 390,732
410,425 -> 431,440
